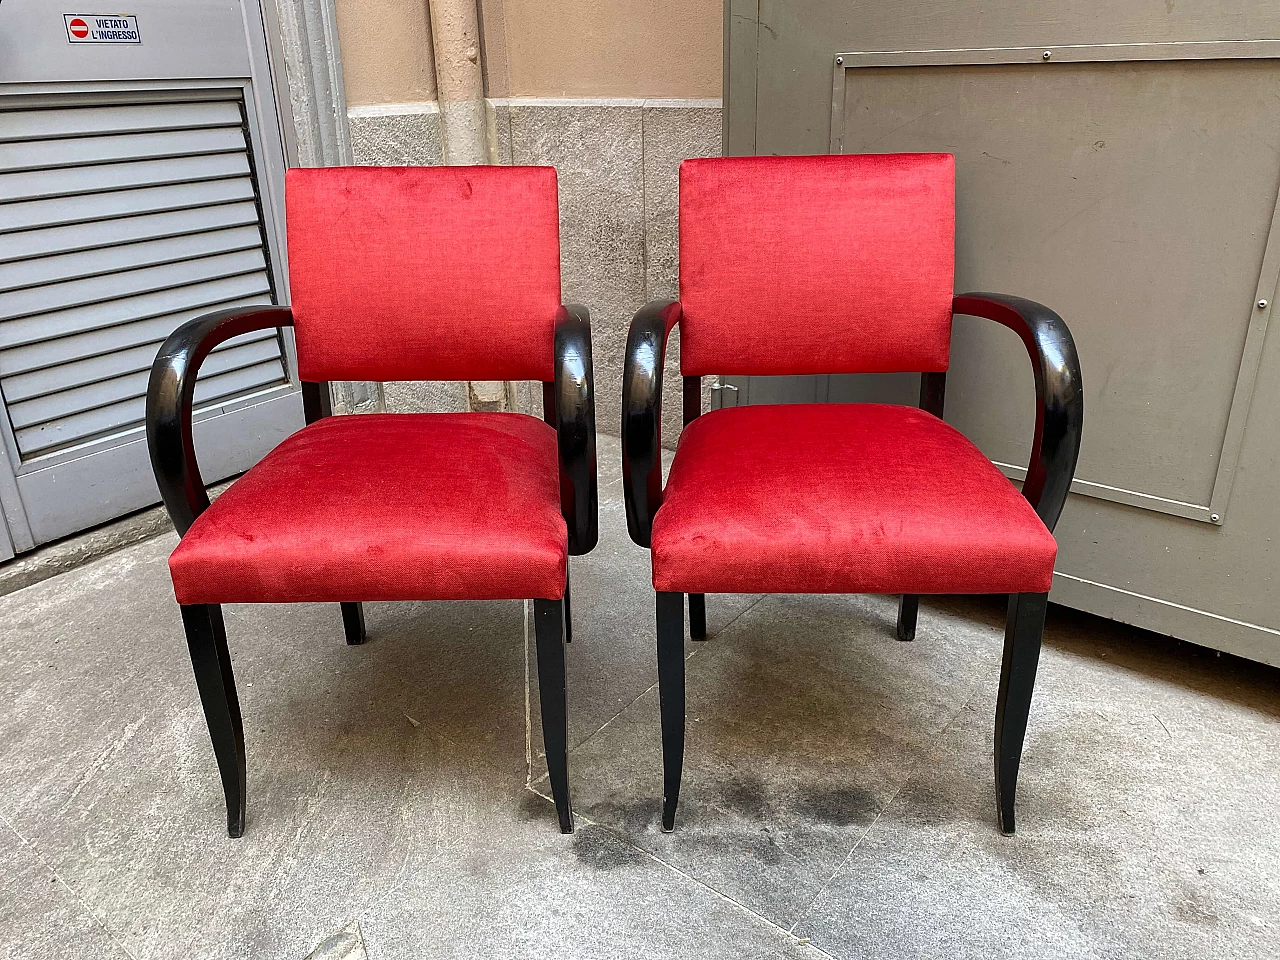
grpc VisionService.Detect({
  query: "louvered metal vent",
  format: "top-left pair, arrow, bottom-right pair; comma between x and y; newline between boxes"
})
0,95 -> 287,461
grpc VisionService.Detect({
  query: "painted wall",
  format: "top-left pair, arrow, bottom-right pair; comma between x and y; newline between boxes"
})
335,0 -> 721,104
481,0 -> 721,98
334,0 -> 438,105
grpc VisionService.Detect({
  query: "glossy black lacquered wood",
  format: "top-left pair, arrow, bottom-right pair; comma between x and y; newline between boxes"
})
149,307 -> 292,838
563,574 -> 573,644
953,294 -> 1084,533
543,374 -> 572,639
621,299 -> 682,547
147,305 -> 294,536
180,603 -> 246,838
553,304 -> 598,556
896,594 -> 920,642
542,381 -> 556,423
682,375 -> 702,427
920,370 -> 946,418
341,602 -> 366,645
300,380 -> 333,422
533,598 -> 573,833
898,371 -> 948,641
682,375 -> 708,640
996,591 -> 1048,835
687,593 -> 707,641
656,590 -> 686,832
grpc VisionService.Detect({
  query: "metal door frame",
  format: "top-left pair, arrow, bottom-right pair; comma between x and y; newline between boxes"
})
827,39 -> 1280,526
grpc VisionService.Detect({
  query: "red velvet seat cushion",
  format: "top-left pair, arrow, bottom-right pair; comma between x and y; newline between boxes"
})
169,413 -> 567,605
651,404 -> 1057,596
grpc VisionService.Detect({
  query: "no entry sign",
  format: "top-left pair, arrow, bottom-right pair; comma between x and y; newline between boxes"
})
64,14 -> 141,43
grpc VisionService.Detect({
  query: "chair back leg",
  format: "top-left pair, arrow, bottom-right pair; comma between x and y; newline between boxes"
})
896,594 -> 920,641
656,590 -> 686,831
563,574 -> 573,644
341,602 -> 366,645
995,591 -> 1048,834
180,603 -> 247,838
688,593 -> 707,640
533,598 -> 574,833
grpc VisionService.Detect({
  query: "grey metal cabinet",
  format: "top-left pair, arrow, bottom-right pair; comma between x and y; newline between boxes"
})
0,1 -> 304,558
723,1 -> 1280,665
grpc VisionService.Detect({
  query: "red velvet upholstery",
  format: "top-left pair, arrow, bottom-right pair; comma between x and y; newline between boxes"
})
678,154 -> 955,376
651,404 -> 1056,595
169,413 -> 567,604
286,165 -> 561,383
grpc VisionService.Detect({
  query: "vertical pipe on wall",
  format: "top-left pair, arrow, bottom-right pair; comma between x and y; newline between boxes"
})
429,0 -> 490,166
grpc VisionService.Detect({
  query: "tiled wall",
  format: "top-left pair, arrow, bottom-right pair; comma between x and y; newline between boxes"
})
346,98 -> 723,441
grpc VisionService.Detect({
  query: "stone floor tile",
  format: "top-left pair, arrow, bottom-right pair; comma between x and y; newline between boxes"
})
792,612 -> 1280,959
565,591 -> 1003,927
0,823 -> 133,960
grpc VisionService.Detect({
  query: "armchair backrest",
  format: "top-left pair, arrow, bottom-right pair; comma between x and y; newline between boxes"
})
678,153 -> 955,376
285,165 -> 562,383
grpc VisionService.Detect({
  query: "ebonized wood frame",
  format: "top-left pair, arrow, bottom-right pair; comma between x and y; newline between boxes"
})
621,293 -> 1083,834
146,303 -> 597,837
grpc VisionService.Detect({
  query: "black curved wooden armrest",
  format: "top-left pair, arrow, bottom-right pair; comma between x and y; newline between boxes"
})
621,299 -> 683,547
146,306 -> 294,537
553,304 -> 598,555
952,293 -> 1084,533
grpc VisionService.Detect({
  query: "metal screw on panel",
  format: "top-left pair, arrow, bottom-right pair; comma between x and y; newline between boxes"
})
1043,51 -> 1052,60
836,56 -> 844,65
1211,514 -> 1221,523
1258,299 -> 1268,309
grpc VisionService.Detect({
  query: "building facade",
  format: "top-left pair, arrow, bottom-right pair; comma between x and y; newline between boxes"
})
332,0 -> 724,439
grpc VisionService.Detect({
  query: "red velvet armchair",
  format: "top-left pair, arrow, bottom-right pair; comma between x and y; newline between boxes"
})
622,154 -> 1083,834
147,166 -> 596,837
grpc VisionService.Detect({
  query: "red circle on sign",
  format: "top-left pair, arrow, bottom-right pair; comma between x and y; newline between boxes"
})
69,18 -> 89,38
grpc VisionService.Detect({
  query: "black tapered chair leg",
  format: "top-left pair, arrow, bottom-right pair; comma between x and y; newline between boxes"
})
563,573 -> 572,644
341,602 -> 366,645
897,594 -> 919,641
656,590 -> 686,831
688,593 -> 707,640
180,603 -> 247,838
533,597 -> 573,833
995,591 -> 1048,835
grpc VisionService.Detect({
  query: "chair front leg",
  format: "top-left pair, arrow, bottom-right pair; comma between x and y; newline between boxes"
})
995,591 -> 1048,835
533,598 -> 573,833
656,591 -> 686,831
180,604 -> 246,838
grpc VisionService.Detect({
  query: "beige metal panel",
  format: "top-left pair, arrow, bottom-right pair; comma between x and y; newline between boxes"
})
733,5 -> 1280,661
826,51 -> 1280,662
724,0 -> 759,156
753,0 -> 1280,158
839,56 -> 1279,517
1048,285 -> 1280,666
